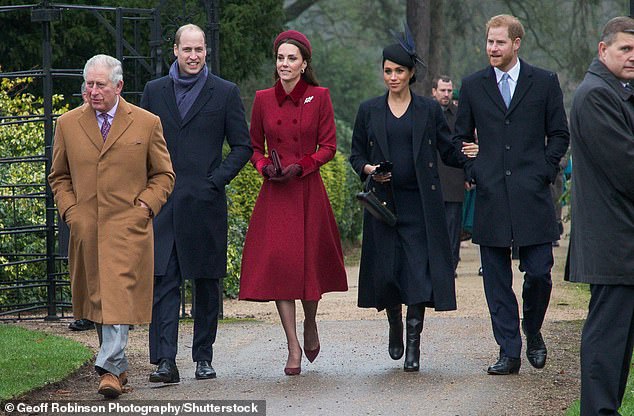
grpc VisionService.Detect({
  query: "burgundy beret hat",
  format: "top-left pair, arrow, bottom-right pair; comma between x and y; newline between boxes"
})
274,30 -> 312,54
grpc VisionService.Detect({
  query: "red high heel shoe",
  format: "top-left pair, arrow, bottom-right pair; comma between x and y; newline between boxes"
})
284,348 -> 302,376
304,344 -> 320,363
284,366 -> 301,376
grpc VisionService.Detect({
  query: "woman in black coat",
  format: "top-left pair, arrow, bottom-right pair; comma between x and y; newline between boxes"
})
349,41 -> 478,372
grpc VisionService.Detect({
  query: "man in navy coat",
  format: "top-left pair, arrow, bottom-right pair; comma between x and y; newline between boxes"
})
566,16 -> 634,415
454,14 -> 569,375
141,24 -> 252,382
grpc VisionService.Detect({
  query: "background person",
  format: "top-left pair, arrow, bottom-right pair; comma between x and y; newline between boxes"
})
566,16 -> 634,415
239,30 -> 348,376
48,54 -> 174,398
431,75 -> 465,278
349,37 -> 478,372
141,23 -> 252,383
453,14 -> 570,375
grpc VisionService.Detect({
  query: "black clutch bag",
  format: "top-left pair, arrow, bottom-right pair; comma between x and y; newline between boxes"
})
356,175 -> 397,226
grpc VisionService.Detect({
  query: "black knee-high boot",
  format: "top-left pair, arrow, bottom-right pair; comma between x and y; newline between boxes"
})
385,305 -> 404,360
403,304 -> 425,372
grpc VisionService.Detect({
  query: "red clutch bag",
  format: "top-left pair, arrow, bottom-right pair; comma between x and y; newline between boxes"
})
270,149 -> 282,176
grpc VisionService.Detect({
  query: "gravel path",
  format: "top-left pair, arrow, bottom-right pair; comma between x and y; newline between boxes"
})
17,235 -> 586,416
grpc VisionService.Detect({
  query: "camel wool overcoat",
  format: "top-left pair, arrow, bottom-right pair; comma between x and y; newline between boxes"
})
48,98 -> 175,324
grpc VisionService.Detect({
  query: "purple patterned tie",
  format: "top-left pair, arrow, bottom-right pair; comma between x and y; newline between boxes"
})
100,113 -> 111,141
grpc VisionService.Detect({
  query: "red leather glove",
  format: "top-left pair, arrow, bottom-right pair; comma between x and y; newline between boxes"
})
262,164 -> 278,178
269,164 -> 302,183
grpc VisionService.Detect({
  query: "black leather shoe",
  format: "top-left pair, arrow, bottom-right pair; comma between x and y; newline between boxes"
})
149,358 -> 180,383
524,330 -> 547,369
386,306 -> 404,360
69,319 -> 95,331
487,355 -> 521,375
195,361 -> 216,380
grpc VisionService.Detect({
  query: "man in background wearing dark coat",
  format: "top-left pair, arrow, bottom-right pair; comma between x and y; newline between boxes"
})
454,14 -> 569,375
432,75 -> 465,278
566,16 -> 634,415
141,24 -> 252,382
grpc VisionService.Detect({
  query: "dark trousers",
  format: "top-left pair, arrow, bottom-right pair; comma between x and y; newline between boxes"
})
444,201 -> 463,272
149,247 -> 220,364
580,284 -> 634,416
480,243 -> 553,358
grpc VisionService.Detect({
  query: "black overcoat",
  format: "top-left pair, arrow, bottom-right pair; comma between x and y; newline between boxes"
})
566,58 -> 634,285
349,92 -> 466,311
141,73 -> 252,279
454,60 -> 570,247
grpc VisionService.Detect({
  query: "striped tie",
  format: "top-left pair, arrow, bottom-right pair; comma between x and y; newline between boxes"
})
100,113 -> 111,142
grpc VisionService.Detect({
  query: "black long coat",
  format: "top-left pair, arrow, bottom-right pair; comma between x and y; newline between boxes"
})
141,73 -> 252,279
454,60 -> 570,247
566,58 -> 634,286
350,93 -> 466,311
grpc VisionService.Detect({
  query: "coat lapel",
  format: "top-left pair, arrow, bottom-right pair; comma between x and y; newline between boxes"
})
78,105 -> 104,152
481,67 -> 507,113
101,97 -> 133,155
161,78 -> 182,126
181,75 -> 215,127
412,95 -> 429,159
507,60 -> 533,115
370,94 -> 390,161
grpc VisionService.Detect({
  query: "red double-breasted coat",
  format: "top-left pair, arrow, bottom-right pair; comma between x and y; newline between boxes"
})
239,79 -> 348,301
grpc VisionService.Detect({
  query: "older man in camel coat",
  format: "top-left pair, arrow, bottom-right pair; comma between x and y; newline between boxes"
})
48,54 -> 174,398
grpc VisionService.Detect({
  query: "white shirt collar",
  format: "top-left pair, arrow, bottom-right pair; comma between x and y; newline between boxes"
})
494,59 -> 521,83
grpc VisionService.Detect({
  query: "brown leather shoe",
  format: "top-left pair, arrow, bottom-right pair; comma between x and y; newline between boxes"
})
118,371 -> 128,386
98,373 -> 122,398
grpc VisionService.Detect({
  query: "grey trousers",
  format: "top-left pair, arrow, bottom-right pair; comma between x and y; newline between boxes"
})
94,324 -> 129,376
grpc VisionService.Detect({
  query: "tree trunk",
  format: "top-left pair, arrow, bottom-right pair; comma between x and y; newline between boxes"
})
407,0 -> 431,95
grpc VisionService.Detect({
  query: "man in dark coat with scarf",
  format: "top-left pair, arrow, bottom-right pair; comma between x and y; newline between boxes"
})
566,16 -> 634,415
141,24 -> 252,382
453,14 -> 569,375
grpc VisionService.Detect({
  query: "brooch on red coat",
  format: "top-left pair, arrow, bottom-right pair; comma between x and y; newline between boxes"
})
304,96 -> 314,104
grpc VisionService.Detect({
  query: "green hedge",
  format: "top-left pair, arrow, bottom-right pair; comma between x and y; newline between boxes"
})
223,148 -> 362,298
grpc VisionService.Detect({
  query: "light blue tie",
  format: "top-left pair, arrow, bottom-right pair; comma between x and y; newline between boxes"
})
499,73 -> 511,108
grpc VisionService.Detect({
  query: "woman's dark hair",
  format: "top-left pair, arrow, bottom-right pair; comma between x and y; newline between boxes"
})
273,39 -> 319,86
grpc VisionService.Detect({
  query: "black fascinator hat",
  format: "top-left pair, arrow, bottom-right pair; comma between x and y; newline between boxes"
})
382,23 -> 427,84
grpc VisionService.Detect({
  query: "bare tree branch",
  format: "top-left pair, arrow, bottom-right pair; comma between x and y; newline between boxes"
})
284,0 -> 321,22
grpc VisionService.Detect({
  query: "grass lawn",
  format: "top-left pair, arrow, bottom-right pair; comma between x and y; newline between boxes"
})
0,324 -> 93,401
566,360 -> 634,415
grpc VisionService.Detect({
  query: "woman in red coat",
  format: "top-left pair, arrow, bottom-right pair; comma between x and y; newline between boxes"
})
239,30 -> 348,376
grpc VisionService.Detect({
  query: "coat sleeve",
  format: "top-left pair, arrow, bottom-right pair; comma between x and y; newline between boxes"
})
48,117 -> 76,220
296,88 -> 337,177
576,86 -> 634,198
434,101 -> 467,168
544,73 -> 570,182
349,102 -> 371,181
452,80 -> 477,182
249,91 -> 272,176
137,116 -> 175,216
208,85 -> 253,189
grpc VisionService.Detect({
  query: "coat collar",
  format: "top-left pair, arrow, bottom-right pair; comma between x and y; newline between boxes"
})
482,58 -> 534,115
274,78 -> 308,106
78,96 -> 134,155
587,57 -> 633,101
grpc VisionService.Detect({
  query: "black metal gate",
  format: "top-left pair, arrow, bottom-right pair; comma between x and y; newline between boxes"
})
0,1 -> 162,321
